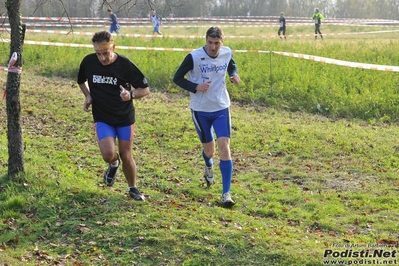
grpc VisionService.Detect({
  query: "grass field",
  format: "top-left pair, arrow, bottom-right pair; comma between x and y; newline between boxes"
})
2,22 -> 399,121
0,23 -> 398,265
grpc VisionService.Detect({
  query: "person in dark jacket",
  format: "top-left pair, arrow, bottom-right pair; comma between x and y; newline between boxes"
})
278,12 -> 286,40
107,9 -> 120,34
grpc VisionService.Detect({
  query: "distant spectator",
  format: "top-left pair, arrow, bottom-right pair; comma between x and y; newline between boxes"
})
247,11 -> 250,17
312,8 -> 325,40
149,10 -> 162,35
169,11 -> 174,18
278,12 -> 286,40
107,9 -> 120,34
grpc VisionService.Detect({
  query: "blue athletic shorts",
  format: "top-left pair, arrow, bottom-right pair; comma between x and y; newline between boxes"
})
110,24 -> 120,34
95,122 -> 134,141
191,108 -> 231,143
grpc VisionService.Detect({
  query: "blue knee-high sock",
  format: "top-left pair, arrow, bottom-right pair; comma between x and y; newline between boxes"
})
219,159 -> 233,194
202,150 -> 213,167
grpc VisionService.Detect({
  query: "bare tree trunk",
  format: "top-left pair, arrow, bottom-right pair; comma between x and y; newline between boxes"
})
6,0 -> 25,177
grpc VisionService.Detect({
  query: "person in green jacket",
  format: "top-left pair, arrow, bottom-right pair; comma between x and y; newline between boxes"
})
312,8 -> 324,40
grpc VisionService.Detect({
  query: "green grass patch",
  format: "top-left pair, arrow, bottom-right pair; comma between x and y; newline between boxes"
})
0,70 -> 398,264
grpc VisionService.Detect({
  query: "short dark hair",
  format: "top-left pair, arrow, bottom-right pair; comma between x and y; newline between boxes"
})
206,27 -> 223,39
107,9 -> 112,12
92,31 -> 113,43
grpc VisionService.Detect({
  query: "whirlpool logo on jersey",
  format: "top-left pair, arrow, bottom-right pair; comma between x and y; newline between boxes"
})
199,63 -> 228,74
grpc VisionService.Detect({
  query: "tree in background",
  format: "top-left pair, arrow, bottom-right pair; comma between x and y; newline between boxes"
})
10,0 -> 399,19
17,0 -> 189,19
5,0 -> 25,177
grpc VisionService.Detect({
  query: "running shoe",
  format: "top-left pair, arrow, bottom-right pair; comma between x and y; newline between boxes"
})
128,186 -> 145,201
222,192 -> 235,208
204,166 -> 214,187
104,158 -> 120,186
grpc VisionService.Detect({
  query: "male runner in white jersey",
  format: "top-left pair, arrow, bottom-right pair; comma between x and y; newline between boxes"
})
149,10 -> 162,35
173,26 -> 241,208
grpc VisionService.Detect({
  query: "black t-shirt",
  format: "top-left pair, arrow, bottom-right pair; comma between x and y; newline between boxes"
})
77,53 -> 148,126
279,16 -> 286,27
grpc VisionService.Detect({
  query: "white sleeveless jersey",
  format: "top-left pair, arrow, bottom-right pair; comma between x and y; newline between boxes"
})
150,15 -> 159,26
188,46 -> 232,112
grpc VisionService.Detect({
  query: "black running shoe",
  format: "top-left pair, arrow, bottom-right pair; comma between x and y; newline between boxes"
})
104,158 -> 120,186
128,186 -> 145,201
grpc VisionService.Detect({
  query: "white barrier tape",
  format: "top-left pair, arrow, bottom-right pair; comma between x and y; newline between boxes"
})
6,21 -> 399,28
16,20 -> 398,26
1,28 -> 397,40
2,52 -> 21,101
7,65 -> 22,73
19,16 -> 398,24
0,53 -> 22,73
272,51 -> 399,72
17,39 -> 271,53
1,39 -> 397,73
7,52 -> 22,74
19,15 -> 392,20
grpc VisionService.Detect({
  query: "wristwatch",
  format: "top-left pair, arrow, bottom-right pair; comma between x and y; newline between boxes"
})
130,90 -> 135,99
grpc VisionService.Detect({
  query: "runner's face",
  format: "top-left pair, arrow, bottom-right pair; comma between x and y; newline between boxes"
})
205,36 -> 223,57
94,43 -> 115,66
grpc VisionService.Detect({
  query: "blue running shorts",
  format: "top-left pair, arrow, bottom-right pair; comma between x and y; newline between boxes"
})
191,108 -> 231,143
95,122 -> 134,141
